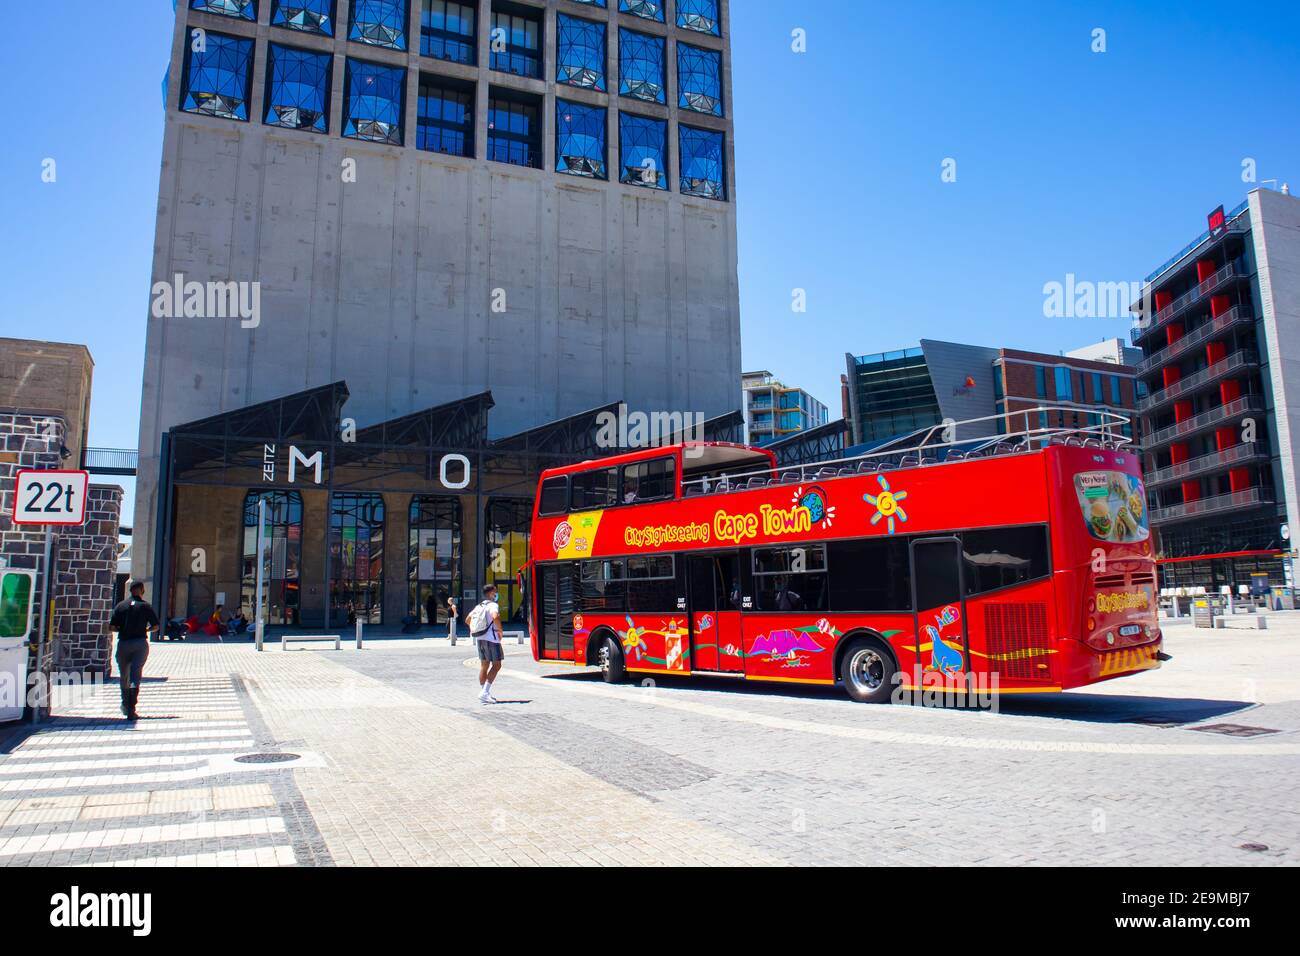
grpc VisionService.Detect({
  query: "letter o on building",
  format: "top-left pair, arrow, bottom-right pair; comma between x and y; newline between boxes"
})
440,454 -> 472,490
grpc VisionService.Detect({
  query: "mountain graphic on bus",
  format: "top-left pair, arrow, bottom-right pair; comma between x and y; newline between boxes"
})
747,629 -> 824,658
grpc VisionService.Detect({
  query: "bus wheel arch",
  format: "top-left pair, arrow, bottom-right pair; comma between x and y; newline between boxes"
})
589,628 -> 627,684
836,630 -> 900,704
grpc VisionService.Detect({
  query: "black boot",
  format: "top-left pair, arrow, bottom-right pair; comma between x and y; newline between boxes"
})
127,685 -> 140,721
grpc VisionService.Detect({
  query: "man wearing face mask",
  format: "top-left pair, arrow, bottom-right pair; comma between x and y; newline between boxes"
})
467,584 -> 504,704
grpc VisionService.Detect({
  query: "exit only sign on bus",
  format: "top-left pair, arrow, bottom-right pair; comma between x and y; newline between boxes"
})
11,470 -> 90,526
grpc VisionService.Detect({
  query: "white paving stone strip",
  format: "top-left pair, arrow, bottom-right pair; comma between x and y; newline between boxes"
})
79,845 -> 297,867
2,741 -> 255,760
0,817 -> 286,857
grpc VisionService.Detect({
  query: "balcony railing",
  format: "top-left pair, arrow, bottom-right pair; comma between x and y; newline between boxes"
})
1143,395 -> 1263,448
1144,442 -> 1268,487
1136,306 -> 1252,374
1142,199 -> 1250,286
1137,351 -> 1260,413
1149,487 -> 1274,525
1131,258 -> 1250,345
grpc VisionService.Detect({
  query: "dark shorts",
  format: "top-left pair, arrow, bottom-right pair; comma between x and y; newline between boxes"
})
476,639 -> 504,663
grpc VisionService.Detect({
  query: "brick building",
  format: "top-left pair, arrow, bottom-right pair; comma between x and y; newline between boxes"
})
0,340 -> 123,720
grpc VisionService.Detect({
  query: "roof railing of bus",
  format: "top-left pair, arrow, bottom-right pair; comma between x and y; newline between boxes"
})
680,405 -> 1135,496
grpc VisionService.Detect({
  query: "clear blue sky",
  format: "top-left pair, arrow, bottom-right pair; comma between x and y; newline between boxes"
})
1,0 -> 1298,461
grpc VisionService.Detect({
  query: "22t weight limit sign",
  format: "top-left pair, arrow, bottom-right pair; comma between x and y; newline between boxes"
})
12,470 -> 90,526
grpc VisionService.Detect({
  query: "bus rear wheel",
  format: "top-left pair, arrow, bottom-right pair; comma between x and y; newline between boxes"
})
840,638 -> 898,704
597,634 -> 627,684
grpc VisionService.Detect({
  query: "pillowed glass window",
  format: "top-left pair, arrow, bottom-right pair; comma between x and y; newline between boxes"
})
570,0 -> 606,7
619,112 -> 667,189
344,59 -> 405,145
678,42 -> 723,115
679,124 -> 725,200
490,10 -> 541,79
487,94 -> 541,168
329,492 -> 385,625
557,100 -> 607,180
241,491 -> 303,627
191,0 -> 257,20
271,0 -> 334,35
619,0 -> 663,23
618,28 -> 665,103
418,78 -> 474,156
421,0 -> 476,65
264,44 -> 332,132
350,0 -> 408,50
181,32 -> 254,121
557,15 -> 606,91
676,0 -> 720,36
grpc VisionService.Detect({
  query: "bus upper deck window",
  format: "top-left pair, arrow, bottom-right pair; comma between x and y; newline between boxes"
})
572,467 -> 619,510
539,477 -> 569,516
621,457 -> 676,503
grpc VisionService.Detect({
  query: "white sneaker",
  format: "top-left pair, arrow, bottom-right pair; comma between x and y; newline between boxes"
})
484,694 -> 499,704
477,690 -> 489,704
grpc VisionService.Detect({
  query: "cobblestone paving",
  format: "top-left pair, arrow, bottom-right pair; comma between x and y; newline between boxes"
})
1,618 -> 1297,866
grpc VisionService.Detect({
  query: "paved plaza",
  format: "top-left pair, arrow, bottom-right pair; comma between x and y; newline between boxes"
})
2,612 -> 1299,866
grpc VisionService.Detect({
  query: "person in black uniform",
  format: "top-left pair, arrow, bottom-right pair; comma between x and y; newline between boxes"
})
109,581 -> 159,720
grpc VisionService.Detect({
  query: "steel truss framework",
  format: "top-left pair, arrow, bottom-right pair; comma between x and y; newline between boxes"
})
155,382 -> 743,621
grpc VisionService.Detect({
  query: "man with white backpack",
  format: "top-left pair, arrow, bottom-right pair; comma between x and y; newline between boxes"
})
467,585 -> 504,704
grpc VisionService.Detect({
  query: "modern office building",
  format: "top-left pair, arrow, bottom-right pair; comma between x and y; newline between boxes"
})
1130,188 -> 1300,588
134,0 -> 741,620
843,339 -> 1139,447
741,370 -> 829,446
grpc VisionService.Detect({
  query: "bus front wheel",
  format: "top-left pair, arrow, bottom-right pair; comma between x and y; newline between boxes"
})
597,634 -> 627,684
840,638 -> 898,704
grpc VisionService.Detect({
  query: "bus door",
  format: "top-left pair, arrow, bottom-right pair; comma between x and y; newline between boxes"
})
687,552 -> 744,673
538,563 -> 577,661
911,537 -> 969,686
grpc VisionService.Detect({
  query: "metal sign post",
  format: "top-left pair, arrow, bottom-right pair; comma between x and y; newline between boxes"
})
254,498 -> 267,652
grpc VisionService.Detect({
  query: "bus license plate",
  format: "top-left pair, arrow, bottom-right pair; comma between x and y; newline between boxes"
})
1119,625 -> 1142,637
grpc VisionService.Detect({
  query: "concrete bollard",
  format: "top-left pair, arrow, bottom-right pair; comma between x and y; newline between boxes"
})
1257,615 -> 1268,630
255,619 -> 264,653
1213,617 -> 1226,629
356,619 -> 364,649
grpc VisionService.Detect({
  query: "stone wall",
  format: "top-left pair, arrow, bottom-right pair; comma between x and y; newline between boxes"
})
1,412 -> 124,704
0,412 -> 65,685
52,485 -> 122,675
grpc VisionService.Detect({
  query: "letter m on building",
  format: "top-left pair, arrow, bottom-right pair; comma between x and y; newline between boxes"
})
288,446 -> 324,485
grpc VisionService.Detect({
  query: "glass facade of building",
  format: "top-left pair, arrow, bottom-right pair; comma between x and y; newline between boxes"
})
329,493 -> 385,625
557,100 -> 607,179
679,124 -> 725,199
409,496 -> 462,625
264,44 -> 332,133
677,42 -> 723,115
241,491 -> 303,626
557,14 -> 606,91
618,28 -> 665,103
350,0 -> 408,50
181,32 -> 255,121
417,77 -> 474,156
619,112 -> 667,189
271,0 -> 334,36
849,348 -> 943,443
343,58 -> 406,145
421,0 -> 476,64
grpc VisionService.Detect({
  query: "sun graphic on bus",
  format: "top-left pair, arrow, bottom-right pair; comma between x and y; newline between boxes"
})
864,475 -> 909,534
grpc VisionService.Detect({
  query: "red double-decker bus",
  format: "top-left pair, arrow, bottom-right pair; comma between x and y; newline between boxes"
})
522,412 -> 1163,703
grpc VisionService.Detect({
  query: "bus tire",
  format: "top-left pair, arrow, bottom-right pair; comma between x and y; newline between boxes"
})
596,633 -> 627,684
840,637 -> 898,704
